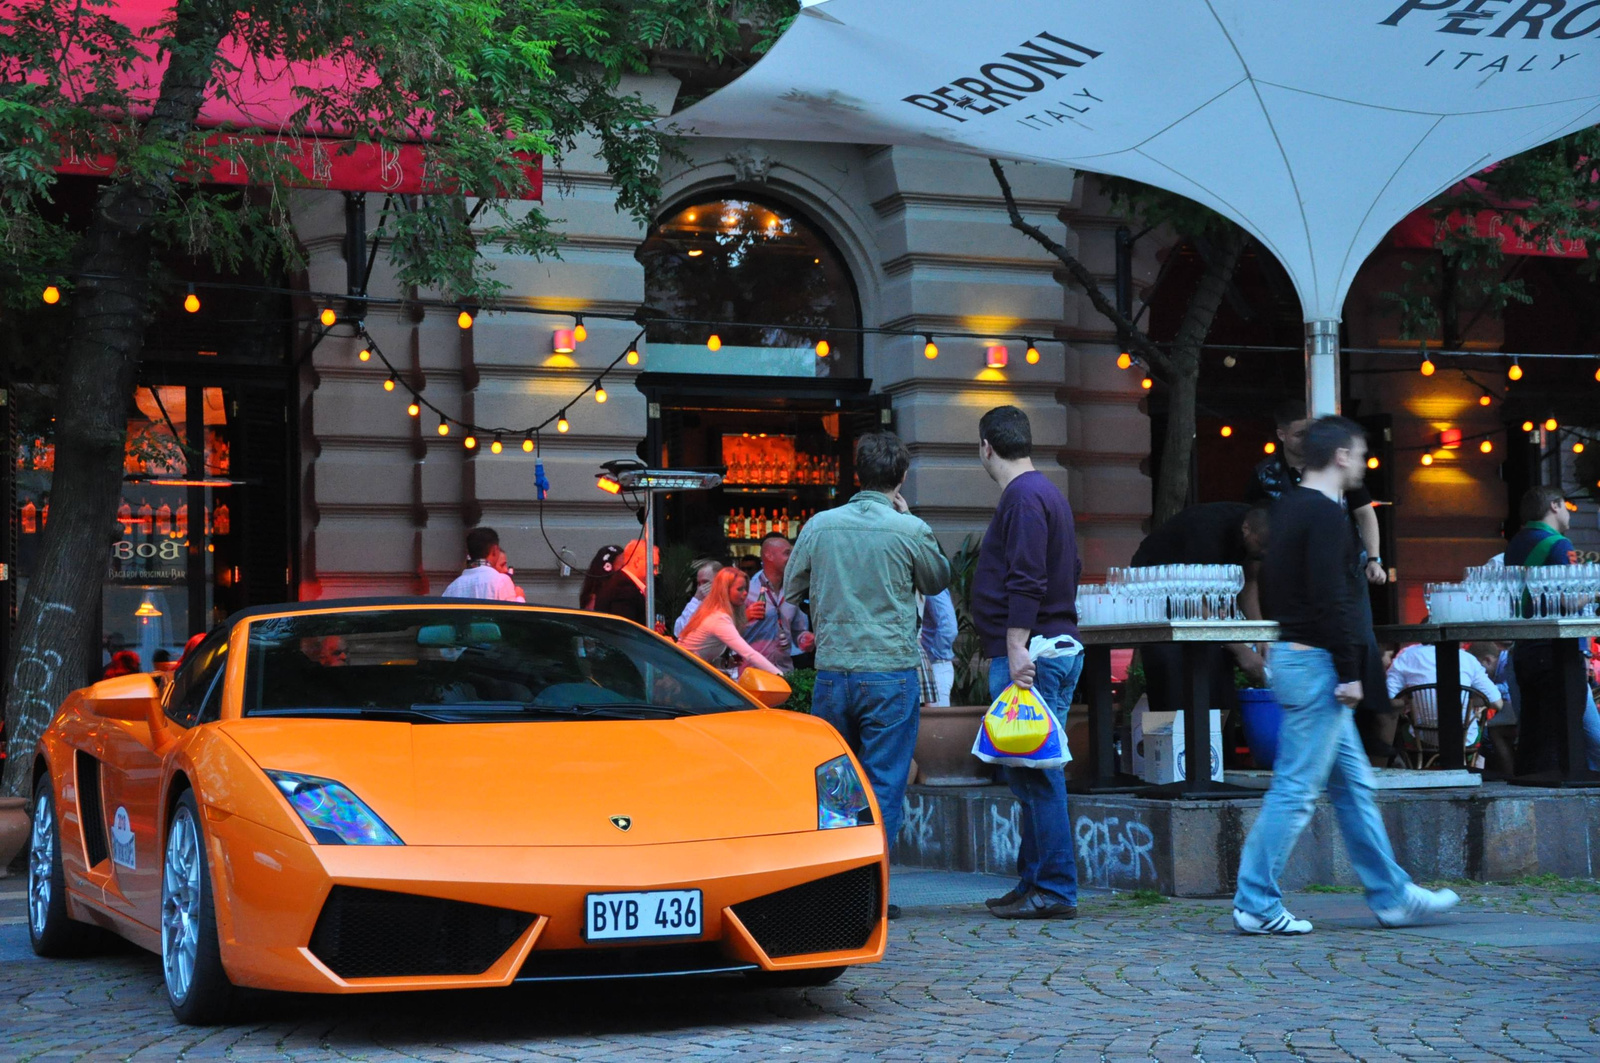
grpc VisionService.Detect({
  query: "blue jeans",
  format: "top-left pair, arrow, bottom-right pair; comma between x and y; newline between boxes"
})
811,669 -> 920,843
988,654 -> 1083,905
1234,645 -> 1411,918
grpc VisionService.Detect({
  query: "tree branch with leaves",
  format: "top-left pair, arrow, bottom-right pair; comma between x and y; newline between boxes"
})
989,159 -> 1248,526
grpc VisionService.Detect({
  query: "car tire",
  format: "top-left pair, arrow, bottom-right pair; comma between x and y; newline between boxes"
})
162,790 -> 238,1025
746,965 -> 846,988
27,778 -> 106,957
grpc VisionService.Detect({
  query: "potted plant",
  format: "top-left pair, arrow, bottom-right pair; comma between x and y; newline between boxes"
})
913,537 -> 996,786
1235,664 -> 1282,769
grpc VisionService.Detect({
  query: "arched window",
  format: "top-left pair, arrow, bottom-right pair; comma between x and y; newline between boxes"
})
637,196 -> 862,378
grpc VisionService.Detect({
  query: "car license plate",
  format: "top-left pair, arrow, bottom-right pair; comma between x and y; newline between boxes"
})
584,889 -> 702,941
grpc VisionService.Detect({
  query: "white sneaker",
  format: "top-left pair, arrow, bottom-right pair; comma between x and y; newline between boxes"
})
1233,908 -> 1313,935
1373,884 -> 1460,928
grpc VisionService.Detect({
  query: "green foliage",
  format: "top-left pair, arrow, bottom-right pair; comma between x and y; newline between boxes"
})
0,0 -> 798,322
1385,127 -> 1600,347
780,667 -> 815,714
945,535 -> 991,707
1128,888 -> 1167,906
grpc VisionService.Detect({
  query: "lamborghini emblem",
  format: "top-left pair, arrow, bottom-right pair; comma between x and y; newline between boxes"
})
610,815 -> 632,832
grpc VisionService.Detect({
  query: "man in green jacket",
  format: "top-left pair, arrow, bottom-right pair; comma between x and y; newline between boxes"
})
786,431 -> 951,913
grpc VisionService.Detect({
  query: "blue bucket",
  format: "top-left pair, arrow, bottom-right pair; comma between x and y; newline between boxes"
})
1238,687 -> 1283,769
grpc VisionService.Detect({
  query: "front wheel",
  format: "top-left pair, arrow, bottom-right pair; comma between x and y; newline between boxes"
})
27,778 -> 104,957
162,791 -> 237,1024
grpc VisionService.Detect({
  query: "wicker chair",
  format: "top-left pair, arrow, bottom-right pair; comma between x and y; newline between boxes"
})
1392,683 -> 1490,770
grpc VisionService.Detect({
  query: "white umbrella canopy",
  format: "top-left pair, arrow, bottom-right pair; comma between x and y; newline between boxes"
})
670,0 -> 1600,412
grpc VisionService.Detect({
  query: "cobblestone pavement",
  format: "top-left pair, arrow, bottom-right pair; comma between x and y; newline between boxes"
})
4,876 -> 1600,1062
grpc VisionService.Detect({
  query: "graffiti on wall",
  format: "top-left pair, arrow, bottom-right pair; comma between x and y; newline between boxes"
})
1075,814 -> 1157,888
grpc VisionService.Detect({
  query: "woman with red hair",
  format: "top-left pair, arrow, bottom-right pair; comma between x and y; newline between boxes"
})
677,567 -> 781,678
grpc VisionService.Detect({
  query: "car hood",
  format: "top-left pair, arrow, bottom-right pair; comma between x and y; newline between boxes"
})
216,709 -> 851,846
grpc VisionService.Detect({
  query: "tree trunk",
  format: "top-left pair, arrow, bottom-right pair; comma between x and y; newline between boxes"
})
1151,228 -> 1248,526
2,5 -> 231,796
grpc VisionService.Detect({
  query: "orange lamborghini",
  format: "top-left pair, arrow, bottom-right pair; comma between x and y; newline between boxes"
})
23,600 -> 887,1023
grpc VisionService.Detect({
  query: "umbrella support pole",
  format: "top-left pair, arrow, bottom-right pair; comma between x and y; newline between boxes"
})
1305,318 -> 1341,416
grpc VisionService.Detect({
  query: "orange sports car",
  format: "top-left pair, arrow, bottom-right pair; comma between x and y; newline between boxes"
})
23,599 -> 887,1023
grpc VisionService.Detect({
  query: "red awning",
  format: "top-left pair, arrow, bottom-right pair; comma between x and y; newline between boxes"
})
38,1 -> 540,199
1391,208 -> 1585,259
1391,175 -> 1586,259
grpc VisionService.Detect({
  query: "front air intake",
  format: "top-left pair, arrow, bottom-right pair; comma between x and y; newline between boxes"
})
731,864 -> 880,958
309,886 -> 533,978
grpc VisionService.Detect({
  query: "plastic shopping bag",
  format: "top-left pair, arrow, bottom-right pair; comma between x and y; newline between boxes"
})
971,682 -> 1072,769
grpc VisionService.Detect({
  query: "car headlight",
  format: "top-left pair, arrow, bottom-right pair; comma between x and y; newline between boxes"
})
816,755 -> 873,830
265,771 -> 403,845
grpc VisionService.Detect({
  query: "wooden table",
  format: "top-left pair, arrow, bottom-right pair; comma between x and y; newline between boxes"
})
1374,619 -> 1600,784
1077,620 -> 1280,796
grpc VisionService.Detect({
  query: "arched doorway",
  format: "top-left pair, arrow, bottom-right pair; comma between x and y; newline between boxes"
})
637,195 -> 863,378
633,194 -> 884,629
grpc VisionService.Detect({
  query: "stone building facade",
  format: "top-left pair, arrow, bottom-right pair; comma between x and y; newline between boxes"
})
293,74 -> 1156,605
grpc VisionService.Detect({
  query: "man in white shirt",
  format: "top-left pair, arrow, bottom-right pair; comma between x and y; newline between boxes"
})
745,533 -> 814,672
442,527 -> 525,602
1385,643 -> 1503,711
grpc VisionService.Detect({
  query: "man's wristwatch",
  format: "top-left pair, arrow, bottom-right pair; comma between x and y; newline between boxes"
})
1368,557 -> 1384,568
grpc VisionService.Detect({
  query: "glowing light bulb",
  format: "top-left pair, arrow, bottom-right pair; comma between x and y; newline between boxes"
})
1026,344 -> 1040,365
1421,452 -> 1434,466
1220,425 -> 1233,438
1546,418 -> 1558,431
816,339 -> 830,358
595,385 -> 607,404
407,402 -> 420,417
319,307 -> 337,327
1522,420 -> 1535,432
1264,442 -> 1276,455
463,435 -> 477,450
1508,360 -> 1523,381
626,349 -> 640,366
707,334 -> 722,352
438,417 -> 450,436
1222,354 -> 1237,368
1479,394 -> 1492,406
383,376 -> 396,392
1420,358 -> 1435,376
522,435 -> 535,453
1480,440 -> 1494,454
573,320 -> 587,343
184,291 -> 201,314
358,348 -> 371,362
1140,375 -> 1153,390
491,435 -> 503,454
1594,365 -> 1600,383
923,339 -> 938,360
1367,456 -> 1380,469
557,414 -> 570,434
41,285 -> 60,305
1116,352 -> 1132,370
457,309 -> 473,330
1575,442 -> 1586,454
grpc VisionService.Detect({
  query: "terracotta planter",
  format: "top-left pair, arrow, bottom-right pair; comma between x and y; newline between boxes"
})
0,797 -> 28,880
914,705 -> 996,786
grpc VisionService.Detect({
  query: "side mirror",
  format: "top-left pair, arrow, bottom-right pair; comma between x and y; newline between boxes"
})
738,668 -> 792,708
88,673 -> 163,723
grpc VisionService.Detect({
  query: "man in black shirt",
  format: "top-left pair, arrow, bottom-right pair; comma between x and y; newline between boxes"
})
1132,503 -> 1269,716
1248,398 -> 1392,756
1232,416 -> 1458,936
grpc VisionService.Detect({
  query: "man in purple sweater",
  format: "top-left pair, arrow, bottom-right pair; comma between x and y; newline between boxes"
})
972,406 -> 1083,920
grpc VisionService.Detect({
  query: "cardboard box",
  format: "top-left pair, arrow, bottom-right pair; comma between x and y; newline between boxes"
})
1134,707 -> 1224,784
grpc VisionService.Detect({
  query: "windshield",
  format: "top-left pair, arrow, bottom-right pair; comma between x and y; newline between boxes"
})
240,608 -> 754,721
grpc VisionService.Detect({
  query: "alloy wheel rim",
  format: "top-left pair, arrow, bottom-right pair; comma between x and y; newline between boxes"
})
27,791 -> 52,938
161,807 -> 202,1002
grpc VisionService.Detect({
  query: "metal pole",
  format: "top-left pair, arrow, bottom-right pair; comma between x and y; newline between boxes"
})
1305,318 -> 1341,416
644,489 -> 656,632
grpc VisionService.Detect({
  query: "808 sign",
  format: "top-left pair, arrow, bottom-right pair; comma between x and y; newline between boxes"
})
112,539 -> 183,562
